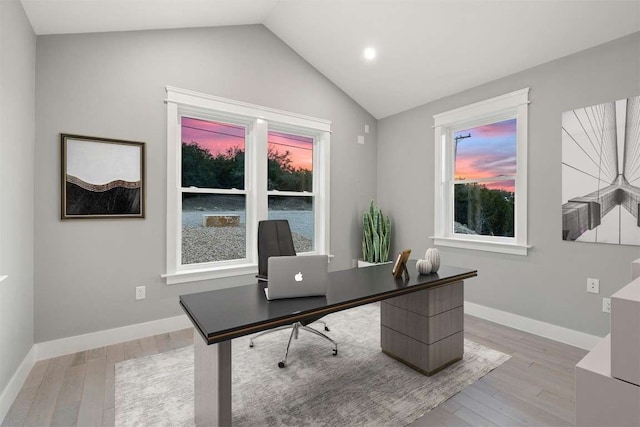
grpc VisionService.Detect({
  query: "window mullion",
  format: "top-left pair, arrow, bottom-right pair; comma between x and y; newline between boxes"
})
250,119 -> 268,264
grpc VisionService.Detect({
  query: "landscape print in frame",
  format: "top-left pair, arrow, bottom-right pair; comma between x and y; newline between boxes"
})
61,134 -> 145,219
562,95 -> 640,245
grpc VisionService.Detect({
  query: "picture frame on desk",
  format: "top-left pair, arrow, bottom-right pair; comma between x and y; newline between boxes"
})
392,249 -> 411,279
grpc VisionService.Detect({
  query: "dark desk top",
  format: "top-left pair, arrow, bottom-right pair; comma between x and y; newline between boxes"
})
180,261 -> 477,345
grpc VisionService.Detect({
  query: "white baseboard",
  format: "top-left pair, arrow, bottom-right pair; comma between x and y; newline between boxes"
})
464,301 -> 602,350
35,314 -> 192,361
0,345 -> 35,424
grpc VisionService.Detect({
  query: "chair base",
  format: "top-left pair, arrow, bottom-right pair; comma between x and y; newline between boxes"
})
249,320 -> 338,368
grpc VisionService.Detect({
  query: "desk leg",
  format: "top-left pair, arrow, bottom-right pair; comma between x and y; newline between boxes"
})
195,335 -> 232,427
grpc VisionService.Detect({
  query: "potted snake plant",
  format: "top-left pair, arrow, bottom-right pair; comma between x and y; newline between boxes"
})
358,200 -> 391,267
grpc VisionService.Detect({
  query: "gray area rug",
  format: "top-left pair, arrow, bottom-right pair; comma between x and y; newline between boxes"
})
115,304 -> 509,426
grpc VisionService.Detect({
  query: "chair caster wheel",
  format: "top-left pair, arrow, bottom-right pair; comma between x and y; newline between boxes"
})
278,361 -> 286,368
249,342 -> 254,348
332,349 -> 338,356
324,326 -> 330,331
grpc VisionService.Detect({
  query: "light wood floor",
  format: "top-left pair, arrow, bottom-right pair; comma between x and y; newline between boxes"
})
2,314 -> 587,426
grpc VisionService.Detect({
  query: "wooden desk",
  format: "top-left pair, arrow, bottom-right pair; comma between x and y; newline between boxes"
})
180,261 -> 476,426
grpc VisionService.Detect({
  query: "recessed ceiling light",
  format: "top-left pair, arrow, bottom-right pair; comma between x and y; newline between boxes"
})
363,47 -> 376,61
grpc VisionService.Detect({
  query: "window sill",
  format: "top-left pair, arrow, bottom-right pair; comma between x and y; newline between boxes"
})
162,253 -> 335,285
162,264 -> 258,285
431,236 -> 530,256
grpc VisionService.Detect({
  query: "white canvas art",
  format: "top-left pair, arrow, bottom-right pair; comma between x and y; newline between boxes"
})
562,95 -> 640,245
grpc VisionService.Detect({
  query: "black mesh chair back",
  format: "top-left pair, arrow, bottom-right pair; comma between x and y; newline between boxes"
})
257,220 -> 296,279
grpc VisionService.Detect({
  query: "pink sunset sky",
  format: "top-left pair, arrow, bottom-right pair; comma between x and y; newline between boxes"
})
181,117 -> 313,170
454,118 -> 517,192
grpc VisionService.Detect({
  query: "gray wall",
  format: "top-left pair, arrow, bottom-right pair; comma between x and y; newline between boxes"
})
378,32 -> 640,337
0,0 -> 36,398
34,25 -> 377,343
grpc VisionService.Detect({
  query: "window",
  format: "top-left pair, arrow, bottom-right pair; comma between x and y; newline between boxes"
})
267,130 -> 315,253
165,87 -> 330,284
433,88 -> 529,255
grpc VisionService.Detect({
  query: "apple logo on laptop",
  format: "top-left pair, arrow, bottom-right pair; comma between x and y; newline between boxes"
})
294,272 -> 303,282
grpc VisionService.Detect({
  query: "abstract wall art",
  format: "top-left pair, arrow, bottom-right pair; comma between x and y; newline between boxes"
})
562,95 -> 640,245
60,134 -> 145,219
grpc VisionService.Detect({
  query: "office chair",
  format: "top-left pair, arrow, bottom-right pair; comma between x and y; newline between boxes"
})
249,219 -> 338,368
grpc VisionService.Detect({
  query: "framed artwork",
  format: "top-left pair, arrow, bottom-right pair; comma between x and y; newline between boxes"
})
562,95 -> 640,245
60,134 -> 145,219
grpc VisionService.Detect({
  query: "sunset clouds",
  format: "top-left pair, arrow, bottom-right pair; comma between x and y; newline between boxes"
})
181,117 -> 313,170
182,116 -> 245,156
454,118 -> 517,192
268,131 -> 313,171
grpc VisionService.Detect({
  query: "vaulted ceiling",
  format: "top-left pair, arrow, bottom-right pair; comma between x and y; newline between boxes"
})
21,0 -> 640,118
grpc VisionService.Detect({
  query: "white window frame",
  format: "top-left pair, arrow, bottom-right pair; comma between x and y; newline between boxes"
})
432,88 -> 530,256
163,86 -> 331,284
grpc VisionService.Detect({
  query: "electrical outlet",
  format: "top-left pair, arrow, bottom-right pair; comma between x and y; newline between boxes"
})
135,286 -> 146,300
364,124 -> 370,134
602,297 -> 611,313
587,278 -> 600,294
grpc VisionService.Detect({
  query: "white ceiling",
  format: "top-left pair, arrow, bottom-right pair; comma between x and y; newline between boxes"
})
21,0 -> 640,119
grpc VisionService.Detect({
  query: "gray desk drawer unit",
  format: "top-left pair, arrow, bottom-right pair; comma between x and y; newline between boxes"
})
380,280 -> 464,375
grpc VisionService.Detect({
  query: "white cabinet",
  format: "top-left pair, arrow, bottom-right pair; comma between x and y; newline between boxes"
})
575,262 -> 640,426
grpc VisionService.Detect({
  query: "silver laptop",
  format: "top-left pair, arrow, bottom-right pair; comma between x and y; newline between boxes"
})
264,255 -> 329,300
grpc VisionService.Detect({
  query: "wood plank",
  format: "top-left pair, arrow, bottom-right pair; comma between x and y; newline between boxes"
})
22,355 -> 72,427
480,370 -> 545,400
49,402 -> 81,427
154,333 -> 173,353
122,340 -> 142,361
76,357 -> 106,426
139,336 -> 159,356
452,390 -> 520,426
1,360 -> 50,427
408,405 -> 471,427
453,406 -> 498,426
494,361 -> 575,402
70,351 -> 87,367
491,390 -> 571,426
102,375 -> 115,414
105,343 -> 124,378
2,385 -> 39,427
439,397 -> 463,413
461,383 -> 560,426
533,390 -> 575,424
50,363 -> 86,426
463,330 -> 516,357
103,342 -> 124,416
87,346 -> 106,360
169,328 -> 194,349
468,377 -> 499,397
